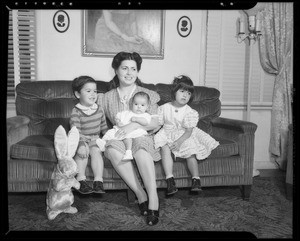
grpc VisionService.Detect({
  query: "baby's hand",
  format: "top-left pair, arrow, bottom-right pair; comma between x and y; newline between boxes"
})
131,117 -> 137,122
74,180 -> 80,190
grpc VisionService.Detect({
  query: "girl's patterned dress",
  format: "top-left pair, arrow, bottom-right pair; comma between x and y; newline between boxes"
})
154,102 -> 219,160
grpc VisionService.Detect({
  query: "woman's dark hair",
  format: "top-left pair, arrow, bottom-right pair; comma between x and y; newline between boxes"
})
171,75 -> 195,103
109,52 -> 143,90
72,75 -> 96,97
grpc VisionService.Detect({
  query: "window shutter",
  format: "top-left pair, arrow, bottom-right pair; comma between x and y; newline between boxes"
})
17,10 -> 37,82
7,10 -> 36,99
205,10 -> 274,107
7,11 -> 14,98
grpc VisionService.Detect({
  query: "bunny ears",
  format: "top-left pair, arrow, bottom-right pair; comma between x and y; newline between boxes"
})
54,125 -> 79,160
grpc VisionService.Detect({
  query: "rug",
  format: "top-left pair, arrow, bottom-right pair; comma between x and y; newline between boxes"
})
5,176 -> 293,238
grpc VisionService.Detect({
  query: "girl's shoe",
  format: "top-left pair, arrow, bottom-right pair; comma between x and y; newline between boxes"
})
166,177 -> 178,195
93,181 -> 105,194
146,210 -> 159,226
191,178 -> 202,192
77,180 -> 93,194
138,201 -> 148,216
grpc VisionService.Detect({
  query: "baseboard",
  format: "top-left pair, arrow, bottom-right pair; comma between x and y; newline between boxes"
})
254,161 -> 277,169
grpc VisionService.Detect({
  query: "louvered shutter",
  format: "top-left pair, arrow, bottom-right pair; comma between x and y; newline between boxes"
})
7,10 -> 36,99
205,10 -> 274,107
7,11 -> 14,98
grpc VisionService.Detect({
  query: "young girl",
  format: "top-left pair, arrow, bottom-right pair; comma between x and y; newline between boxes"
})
70,76 -> 108,194
154,75 -> 219,195
97,91 -> 152,161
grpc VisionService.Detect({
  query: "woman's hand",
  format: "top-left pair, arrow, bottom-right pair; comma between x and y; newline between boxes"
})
114,122 -> 139,139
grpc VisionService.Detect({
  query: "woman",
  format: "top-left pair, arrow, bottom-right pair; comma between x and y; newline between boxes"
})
97,52 -> 161,225
92,10 -> 156,54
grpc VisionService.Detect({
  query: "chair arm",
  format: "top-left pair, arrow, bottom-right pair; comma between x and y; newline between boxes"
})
211,117 -> 257,134
7,116 -> 30,158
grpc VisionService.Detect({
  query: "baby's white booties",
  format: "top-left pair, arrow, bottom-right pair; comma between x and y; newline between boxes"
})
122,150 -> 133,161
96,138 -> 106,152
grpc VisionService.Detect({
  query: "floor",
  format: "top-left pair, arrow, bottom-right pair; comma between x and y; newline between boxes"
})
258,168 -> 292,200
258,168 -> 286,178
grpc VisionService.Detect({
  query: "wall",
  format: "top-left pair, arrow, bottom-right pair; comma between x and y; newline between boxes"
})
36,10 -> 205,85
7,9 -> 275,169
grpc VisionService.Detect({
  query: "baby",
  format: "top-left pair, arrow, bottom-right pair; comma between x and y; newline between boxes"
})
97,91 -> 152,160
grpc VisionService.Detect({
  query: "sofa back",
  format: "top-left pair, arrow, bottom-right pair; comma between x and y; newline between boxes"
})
15,81 -> 221,135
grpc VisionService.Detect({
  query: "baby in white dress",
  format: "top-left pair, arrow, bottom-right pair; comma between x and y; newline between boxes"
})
97,91 -> 152,160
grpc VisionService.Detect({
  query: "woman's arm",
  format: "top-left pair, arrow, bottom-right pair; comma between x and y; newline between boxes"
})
114,117 -> 159,139
131,116 -> 149,126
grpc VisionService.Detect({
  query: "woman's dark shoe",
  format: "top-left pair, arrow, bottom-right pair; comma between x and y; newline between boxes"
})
138,201 -> 148,216
146,209 -> 159,226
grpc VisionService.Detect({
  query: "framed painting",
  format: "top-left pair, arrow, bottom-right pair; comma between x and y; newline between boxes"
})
82,10 -> 165,59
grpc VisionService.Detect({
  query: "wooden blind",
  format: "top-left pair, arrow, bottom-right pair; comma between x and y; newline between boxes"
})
205,10 -> 274,107
7,10 -> 36,98
7,11 -> 14,98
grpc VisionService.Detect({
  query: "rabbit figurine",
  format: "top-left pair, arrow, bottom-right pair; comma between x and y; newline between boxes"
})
46,125 -> 81,220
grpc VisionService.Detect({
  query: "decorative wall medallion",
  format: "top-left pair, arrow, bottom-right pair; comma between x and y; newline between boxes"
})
53,10 -> 70,33
177,16 -> 192,37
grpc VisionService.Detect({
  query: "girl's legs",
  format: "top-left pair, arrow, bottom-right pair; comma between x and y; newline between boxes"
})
74,144 -> 93,194
161,145 -> 174,178
134,149 -> 159,211
90,146 -> 105,193
105,147 -> 148,203
74,155 -> 88,181
75,144 -> 88,182
161,145 -> 178,195
186,155 -> 202,191
89,146 -> 104,182
186,155 -> 199,177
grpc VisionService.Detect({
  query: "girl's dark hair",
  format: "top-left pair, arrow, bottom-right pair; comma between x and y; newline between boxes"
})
171,75 -> 195,103
72,75 -> 96,97
109,52 -> 143,90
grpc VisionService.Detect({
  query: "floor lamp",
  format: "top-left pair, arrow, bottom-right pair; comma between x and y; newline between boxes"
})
237,3 -> 265,177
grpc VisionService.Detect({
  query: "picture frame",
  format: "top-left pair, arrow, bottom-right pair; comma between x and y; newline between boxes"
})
53,10 -> 70,33
177,16 -> 192,37
82,10 -> 165,59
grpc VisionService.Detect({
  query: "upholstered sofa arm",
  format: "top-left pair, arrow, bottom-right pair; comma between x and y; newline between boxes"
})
211,117 -> 257,180
211,117 -> 257,134
7,116 -> 30,158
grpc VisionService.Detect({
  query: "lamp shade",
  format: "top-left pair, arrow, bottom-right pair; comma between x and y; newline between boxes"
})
243,2 -> 265,16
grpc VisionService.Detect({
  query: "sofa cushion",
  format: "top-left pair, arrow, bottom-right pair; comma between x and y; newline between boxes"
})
10,135 -> 57,163
10,135 -> 113,167
209,137 -> 239,158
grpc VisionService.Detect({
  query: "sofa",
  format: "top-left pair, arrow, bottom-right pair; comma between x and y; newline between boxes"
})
7,81 -> 257,202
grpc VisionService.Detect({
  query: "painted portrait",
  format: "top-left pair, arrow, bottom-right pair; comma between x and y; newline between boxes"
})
82,10 -> 165,59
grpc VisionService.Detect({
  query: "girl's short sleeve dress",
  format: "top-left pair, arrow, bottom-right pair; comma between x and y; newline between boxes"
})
97,86 -> 161,162
154,102 -> 219,160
